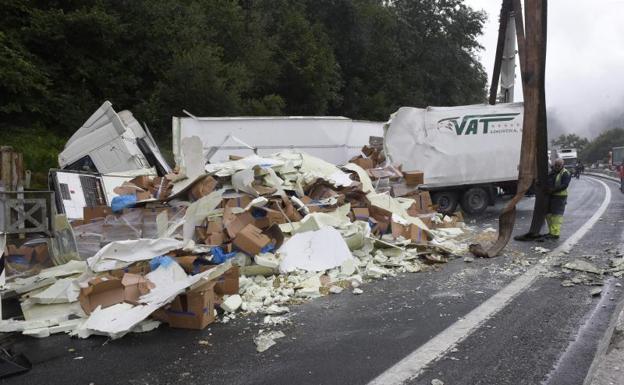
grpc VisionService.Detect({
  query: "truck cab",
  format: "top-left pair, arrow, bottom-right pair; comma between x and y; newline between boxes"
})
58,101 -> 170,176
555,148 -> 578,171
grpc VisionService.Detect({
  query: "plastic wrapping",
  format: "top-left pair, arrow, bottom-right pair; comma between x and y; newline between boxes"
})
102,209 -> 143,243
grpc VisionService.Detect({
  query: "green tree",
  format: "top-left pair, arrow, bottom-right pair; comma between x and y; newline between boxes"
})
550,134 -> 590,152
0,0 -> 489,179
581,128 -> 624,163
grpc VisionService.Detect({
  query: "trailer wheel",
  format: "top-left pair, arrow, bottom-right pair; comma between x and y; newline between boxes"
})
460,187 -> 489,215
432,191 -> 459,214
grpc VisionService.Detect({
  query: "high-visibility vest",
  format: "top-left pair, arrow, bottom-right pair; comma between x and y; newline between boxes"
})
553,168 -> 570,197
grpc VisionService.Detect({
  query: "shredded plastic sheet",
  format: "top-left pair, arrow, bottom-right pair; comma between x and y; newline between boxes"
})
170,136 -> 207,196
28,278 -> 80,304
232,169 -> 258,196
299,153 -> 352,187
278,227 -> 354,273
73,221 -> 105,259
290,204 -> 352,234
21,300 -> 84,322
87,238 -> 184,272
343,163 -> 375,193
4,260 -> 88,294
206,155 -> 285,176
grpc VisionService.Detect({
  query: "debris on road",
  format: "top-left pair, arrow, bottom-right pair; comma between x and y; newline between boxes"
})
563,259 -> 603,275
0,104 -> 477,355
254,330 -> 286,352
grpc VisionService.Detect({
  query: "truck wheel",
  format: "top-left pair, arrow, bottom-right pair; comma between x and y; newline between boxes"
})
432,191 -> 459,214
460,187 -> 489,215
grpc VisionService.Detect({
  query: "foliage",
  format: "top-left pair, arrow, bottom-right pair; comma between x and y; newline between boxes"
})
1,0 -> 488,175
550,134 -> 590,153
581,128 -> 624,163
0,127 -> 65,188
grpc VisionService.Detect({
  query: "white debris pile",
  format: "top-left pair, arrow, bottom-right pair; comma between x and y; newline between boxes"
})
1,149 -> 473,342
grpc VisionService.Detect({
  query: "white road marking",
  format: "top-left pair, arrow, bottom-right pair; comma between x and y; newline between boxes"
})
368,177 -> 612,385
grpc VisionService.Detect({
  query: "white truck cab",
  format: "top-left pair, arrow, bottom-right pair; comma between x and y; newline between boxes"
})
58,101 -> 170,176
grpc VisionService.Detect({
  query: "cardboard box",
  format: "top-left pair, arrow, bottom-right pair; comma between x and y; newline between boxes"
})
391,182 -> 420,198
308,185 -> 338,201
213,266 -> 240,295
121,274 -> 155,305
135,190 -> 153,201
233,224 -> 271,256
196,217 -> 226,245
254,216 -> 270,229
150,177 -> 173,199
176,256 -> 198,274
251,182 -> 276,196
223,208 -> 254,238
433,213 -> 463,228
352,208 -> 370,221
300,196 -> 321,213
207,218 -> 223,233
189,175 -> 218,201
79,273 -> 154,314
351,157 -> 374,170
224,195 -> 253,209
263,224 -> 285,249
369,206 -> 392,235
407,191 -> 433,214
129,175 -> 153,191
391,221 -> 428,245
83,206 -> 112,222
404,171 -> 424,186
4,241 -> 53,277
153,280 -> 217,330
415,213 -> 436,228
367,165 -> 403,180
279,195 -> 303,222
109,261 -> 151,279
266,208 -> 287,225
205,231 -> 225,246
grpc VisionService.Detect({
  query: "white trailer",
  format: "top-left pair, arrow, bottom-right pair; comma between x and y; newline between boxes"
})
384,102 -> 524,214
171,115 -> 384,166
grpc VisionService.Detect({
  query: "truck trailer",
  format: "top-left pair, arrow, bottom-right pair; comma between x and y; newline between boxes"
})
384,102 -> 524,214
171,115 -> 384,166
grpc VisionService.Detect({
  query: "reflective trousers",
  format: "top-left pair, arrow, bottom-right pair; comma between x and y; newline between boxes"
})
546,213 -> 563,236
546,195 -> 567,236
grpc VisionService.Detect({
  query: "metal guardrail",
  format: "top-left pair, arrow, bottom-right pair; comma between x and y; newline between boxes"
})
0,191 -> 54,235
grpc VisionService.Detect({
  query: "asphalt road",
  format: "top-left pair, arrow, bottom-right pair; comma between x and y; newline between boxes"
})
3,175 -> 623,385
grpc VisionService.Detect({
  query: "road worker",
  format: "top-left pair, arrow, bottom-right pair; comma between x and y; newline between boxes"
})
543,158 -> 571,239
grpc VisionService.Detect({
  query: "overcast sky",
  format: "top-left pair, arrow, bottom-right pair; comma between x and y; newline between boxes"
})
464,0 -> 624,138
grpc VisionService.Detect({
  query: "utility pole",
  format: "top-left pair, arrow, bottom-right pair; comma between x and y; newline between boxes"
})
471,0 -> 549,257
489,0 -> 516,104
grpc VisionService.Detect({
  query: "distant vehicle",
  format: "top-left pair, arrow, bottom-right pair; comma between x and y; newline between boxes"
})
611,146 -> 624,168
551,148 -> 578,171
384,102 -> 524,215
59,101 -> 170,176
610,146 -> 624,192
